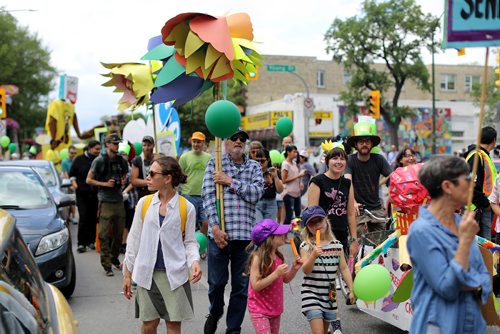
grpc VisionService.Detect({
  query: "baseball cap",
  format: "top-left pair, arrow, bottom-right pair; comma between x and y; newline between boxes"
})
251,219 -> 291,246
142,135 -> 154,144
191,131 -> 206,141
299,150 -> 309,158
229,128 -> 249,141
301,206 -> 327,225
105,133 -> 121,144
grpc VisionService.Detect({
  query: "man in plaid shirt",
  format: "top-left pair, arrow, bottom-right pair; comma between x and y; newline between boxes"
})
202,128 -> 264,334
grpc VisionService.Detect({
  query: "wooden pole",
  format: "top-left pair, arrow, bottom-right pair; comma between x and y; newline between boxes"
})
214,83 -> 225,231
467,48 -> 490,209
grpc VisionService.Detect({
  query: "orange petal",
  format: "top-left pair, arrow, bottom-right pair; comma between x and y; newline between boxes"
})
226,13 -> 254,40
190,15 -> 234,61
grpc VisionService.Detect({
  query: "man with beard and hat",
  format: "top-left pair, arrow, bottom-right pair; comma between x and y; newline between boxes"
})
344,121 -> 392,238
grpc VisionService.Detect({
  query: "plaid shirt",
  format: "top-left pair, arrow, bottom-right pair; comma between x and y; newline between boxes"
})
202,153 -> 264,240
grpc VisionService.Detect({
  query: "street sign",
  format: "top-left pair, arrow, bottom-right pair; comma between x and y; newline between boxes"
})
267,64 -> 296,72
304,97 -> 314,109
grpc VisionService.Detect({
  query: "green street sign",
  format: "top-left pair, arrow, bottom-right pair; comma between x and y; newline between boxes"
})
267,64 -> 296,72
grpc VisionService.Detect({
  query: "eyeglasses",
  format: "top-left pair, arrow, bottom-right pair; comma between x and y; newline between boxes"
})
404,154 -> 416,158
230,136 -> 247,143
148,170 -> 168,177
450,173 -> 473,183
254,158 -> 267,163
357,138 -> 372,144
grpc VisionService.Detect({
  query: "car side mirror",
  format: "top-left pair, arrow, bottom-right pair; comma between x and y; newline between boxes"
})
57,195 -> 75,208
61,179 -> 71,188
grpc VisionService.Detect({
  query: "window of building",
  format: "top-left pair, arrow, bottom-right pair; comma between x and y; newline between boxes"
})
317,70 -> 325,88
464,75 -> 481,92
342,72 -> 352,85
440,74 -> 456,91
450,130 -> 464,137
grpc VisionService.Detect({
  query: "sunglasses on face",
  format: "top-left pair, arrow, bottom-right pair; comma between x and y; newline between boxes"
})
450,173 -> 473,183
230,136 -> 247,143
148,170 -> 168,178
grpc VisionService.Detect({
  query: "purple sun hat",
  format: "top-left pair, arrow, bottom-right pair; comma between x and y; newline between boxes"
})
251,219 -> 291,246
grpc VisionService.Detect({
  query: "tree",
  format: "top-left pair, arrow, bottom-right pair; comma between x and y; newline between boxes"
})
324,0 -> 439,147
470,72 -> 500,126
176,84 -> 246,148
0,11 -> 57,145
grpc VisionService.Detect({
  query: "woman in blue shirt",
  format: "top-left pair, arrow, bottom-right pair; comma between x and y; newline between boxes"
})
408,155 -> 492,334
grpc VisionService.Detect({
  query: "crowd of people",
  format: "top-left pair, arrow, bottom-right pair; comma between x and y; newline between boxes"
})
2,121 -> 497,334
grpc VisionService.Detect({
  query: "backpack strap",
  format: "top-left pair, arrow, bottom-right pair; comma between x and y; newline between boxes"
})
179,195 -> 187,239
141,194 -> 154,223
141,194 -> 188,240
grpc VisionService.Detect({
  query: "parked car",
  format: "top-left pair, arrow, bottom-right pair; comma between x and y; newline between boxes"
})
0,160 -> 75,222
0,209 -> 79,333
0,165 -> 76,297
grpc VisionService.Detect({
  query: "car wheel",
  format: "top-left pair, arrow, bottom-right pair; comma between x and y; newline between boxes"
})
60,254 -> 76,298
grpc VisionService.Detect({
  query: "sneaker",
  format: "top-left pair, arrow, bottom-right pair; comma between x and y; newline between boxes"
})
204,314 -> 219,334
77,245 -> 87,253
105,269 -> 114,277
88,243 -> 95,250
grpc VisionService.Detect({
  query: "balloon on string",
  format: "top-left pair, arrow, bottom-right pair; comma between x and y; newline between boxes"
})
8,143 -> 16,154
353,264 -> 391,302
269,150 -> 283,165
60,148 -> 69,160
205,100 -> 241,138
195,231 -> 208,254
0,136 -> 10,148
133,142 -> 142,156
275,117 -> 293,137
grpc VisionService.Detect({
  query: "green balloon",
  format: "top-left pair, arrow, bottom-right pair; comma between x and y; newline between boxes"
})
205,100 -> 241,138
29,146 -> 37,155
275,117 -> 293,137
353,264 -> 392,302
133,142 -> 143,156
8,143 -> 16,154
269,149 -> 283,165
60,148 -> 69,160
0,136 -> 10,148
195,231 -> 208,254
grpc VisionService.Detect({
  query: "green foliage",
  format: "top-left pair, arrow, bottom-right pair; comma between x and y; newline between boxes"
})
470,71 -> 500,125
0,11 -> 57,142
324,0 -> 439,146
176,83 -> 246,148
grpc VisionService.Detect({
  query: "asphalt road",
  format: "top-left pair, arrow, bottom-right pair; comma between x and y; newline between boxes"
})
67,223 -> 406,333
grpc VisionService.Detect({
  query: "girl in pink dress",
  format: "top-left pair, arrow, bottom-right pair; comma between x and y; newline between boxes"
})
247,219 -> 303,334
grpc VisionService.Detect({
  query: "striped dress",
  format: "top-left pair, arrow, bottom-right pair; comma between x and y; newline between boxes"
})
300,240 -> 343,315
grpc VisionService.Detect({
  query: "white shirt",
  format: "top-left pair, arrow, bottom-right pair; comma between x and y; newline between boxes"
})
123,192 -> 200,290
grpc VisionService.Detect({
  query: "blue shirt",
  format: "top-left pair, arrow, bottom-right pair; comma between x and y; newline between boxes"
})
202,153 -> 264,240
407,206 -> 492,334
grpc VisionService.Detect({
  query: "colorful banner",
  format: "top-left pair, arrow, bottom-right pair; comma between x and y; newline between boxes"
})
338,106 -> 452,157
444,0 -> 500,48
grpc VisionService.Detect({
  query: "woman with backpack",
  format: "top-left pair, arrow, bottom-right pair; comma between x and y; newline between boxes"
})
122,156 -> 201,334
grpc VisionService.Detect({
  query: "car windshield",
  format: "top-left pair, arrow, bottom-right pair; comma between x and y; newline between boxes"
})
32,166 -> 57,188
0,171 -> 51,209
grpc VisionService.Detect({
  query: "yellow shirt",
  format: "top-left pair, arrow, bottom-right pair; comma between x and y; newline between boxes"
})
44,100 -> 75,150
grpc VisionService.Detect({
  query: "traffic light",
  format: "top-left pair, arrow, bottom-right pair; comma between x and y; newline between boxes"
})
245,67 -> 259,81
496,49 -> 500,89
0,88 -> 6,119
369,89 -> 380,118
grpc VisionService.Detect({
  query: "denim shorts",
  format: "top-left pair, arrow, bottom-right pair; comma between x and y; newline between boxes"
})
182,194 -> 207,225
303,309 -> 337,322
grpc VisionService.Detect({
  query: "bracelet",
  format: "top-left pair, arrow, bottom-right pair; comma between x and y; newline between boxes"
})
349,237 -> 357,242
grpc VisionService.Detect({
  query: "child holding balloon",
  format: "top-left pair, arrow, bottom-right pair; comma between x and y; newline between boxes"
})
247,219 -> 303,334
300,205 -> 355,334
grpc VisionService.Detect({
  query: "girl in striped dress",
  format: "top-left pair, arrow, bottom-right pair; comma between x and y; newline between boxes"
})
300,206 -> 355,334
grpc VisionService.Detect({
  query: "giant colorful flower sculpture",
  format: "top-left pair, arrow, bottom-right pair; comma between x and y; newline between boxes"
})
142,12 -> 262,106
101,62 -> 155,111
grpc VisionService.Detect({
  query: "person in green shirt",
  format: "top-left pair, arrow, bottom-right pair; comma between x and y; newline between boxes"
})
179,132 -> 211,237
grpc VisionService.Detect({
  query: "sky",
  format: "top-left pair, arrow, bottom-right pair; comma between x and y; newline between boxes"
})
7,0 -> 494,131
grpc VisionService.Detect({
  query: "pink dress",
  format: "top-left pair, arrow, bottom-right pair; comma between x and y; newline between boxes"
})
247,256 -> 284,317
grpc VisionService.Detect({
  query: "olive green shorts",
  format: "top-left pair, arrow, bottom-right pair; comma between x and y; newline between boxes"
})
135,271 -> 194,322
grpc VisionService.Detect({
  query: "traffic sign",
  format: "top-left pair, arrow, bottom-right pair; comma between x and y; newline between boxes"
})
267,64 -> 296,72
304,97 -> 314,109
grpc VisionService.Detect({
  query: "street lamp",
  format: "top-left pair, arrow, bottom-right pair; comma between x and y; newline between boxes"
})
431,13 -> 444,154
288,71 -> 312,147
